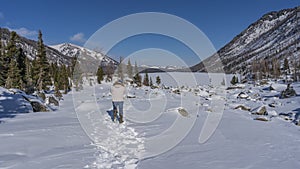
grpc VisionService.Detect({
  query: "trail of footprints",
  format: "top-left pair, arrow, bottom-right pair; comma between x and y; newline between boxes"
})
89,113 -> 144,169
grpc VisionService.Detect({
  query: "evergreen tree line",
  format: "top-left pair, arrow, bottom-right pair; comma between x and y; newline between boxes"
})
96,57 -> 162,87
0,30 -> 74,95
250,57 -> 300,82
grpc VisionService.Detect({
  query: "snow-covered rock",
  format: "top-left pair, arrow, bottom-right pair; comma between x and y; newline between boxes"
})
254,116 -> 269,122
251,106 -> 268,115
234,105 -> 251,111
0,87 -> 33,114
237,92 -> 249,99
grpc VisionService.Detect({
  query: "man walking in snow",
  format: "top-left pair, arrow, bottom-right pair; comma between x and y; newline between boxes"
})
111,80 -> 126,123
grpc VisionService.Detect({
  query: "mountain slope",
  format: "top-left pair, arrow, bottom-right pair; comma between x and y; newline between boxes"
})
50,43 -> 117,66
191,6 -> 300,74
51,43 -> 118,75
0,28 -> 73,66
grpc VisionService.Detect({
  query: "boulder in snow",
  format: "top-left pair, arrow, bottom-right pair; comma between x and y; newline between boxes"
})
292,112 -> 300,125
263,85 -> 275,91
268,110 -> 278,117
278,112 -> 293,121
268,103 -> 276,108
127,93 -> 136,98
178,107 -> 189,117
254,116 -> 269,122
237,92 -> 249,99
234,105 -> 251,111
172,88 -> 181,95
251,106 -> 268,116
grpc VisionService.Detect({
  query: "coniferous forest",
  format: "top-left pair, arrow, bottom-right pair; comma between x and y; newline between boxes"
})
0,30 -> 75,96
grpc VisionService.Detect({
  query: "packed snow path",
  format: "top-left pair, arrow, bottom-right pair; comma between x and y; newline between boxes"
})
73,84 -> 144,169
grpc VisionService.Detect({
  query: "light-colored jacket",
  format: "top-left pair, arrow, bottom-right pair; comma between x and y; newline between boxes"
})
111,82 -> 126,102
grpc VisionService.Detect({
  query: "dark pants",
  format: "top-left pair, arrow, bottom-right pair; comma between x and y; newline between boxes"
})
112,101 -> 124,115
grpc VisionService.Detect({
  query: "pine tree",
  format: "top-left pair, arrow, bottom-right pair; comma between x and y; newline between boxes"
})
272,58 -> 280,80
133,61 -> 142,86
54,82 -> 62,99
24,57 -> 33,93
260,59 -> 268,79
16,48 -> 26,84
156,75 -> 161,86
0,31 -> 5,86
127,59 -> 133,79
56,65 -> 63,90
32,58 -> 38,85
283,58 -> 290,82
143,71 -> 149,86
134,61 -> 139,76
61,65 -> 70,94
6,31 -> 18,63
5,59 -> 21,89
3,31 -> 18,86
4,31 -> 24,89
149,77 -> 153,87
133,73 -> 142,87
49,62 -> 55,80
35,30 -> 51,91
292,58 -> 298,82
118,57 -> 124,80
283,58 -> 289,74
96,66 -> 104,84
70,56 -> 78,79
230,75 -> 238,85
72,61 -> 83,90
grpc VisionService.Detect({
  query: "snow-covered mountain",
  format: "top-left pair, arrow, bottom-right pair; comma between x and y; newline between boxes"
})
140,64 -> 187,71
50,43 -> 118,66
50,43 -> 118,76
0,28 -> 73,66
0,28 -> 118,70
191,6 -> 300,74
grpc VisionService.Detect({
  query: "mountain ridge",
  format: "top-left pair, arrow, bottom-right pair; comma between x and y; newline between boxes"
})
0,28 -> 73,66
190,6 -> 300,75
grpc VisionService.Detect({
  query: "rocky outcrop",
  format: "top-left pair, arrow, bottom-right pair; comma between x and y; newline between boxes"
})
30,101 -> 50,112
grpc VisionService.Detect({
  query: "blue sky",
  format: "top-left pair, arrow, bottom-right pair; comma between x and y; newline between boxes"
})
0,0 -> 299,66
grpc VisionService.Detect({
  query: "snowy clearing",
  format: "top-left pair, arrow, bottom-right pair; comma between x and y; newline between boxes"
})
0,73 -> 300,169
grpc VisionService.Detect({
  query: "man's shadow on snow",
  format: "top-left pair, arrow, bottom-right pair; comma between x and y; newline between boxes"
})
106,110 -> 114,122
106,110 -> 121,122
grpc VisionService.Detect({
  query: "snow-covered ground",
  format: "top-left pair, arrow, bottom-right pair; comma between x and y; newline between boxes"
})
0,73 -> 300,169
